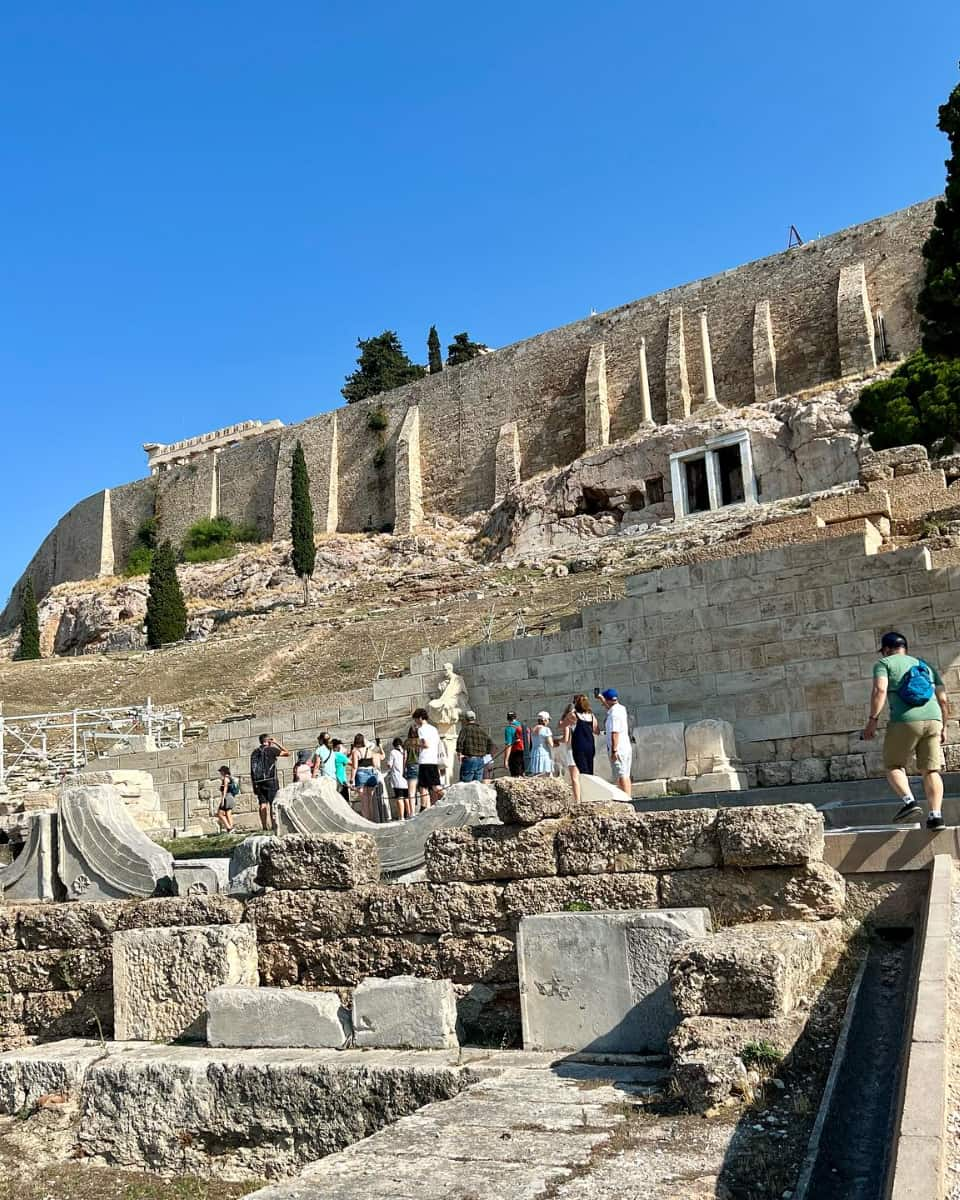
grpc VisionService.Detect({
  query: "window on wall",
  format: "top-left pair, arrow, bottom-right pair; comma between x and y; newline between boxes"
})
645,476 -> 665,505
669,432 -> 756,519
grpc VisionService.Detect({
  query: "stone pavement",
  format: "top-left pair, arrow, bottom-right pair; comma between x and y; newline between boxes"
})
242,1053 -> 737,1200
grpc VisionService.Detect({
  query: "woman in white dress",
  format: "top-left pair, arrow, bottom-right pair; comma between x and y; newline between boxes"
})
528,712 -> 554,776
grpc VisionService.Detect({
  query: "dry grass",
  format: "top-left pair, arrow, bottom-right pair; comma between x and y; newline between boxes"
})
0,1168 -> 256,1200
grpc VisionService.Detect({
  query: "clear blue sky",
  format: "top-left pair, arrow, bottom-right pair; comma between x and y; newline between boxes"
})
2,2 -> 959,602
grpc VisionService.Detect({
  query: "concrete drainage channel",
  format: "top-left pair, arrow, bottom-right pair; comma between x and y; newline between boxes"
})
795,853 -> 951,1200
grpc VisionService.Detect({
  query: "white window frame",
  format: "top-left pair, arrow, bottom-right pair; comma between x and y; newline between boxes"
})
669,431 -> 757,519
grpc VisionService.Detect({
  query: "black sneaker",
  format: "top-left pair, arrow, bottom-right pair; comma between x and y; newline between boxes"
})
892,799 -> 923,822
926,813 -> 945,831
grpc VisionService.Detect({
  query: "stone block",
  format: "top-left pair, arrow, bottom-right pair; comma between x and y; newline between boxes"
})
692,768 -> 748,792
829,753 -> 867,782
424,821 -> 560,883
352,976 -> 458,1049
257,833 -> 380,890
113,923 -> 259,1042
554,808 -> 719,875
757,761 -> 792,788
669,1012 -> 806,1111
791,757 -> 829,784
718,804 -> 825,868
518,908 -> 711,1054
494,775 -> 574,824
502,872 -> 659,918
660,862 -> 845,922
632,722 -> 686,781
579,774 -> 635,806
669,919 -> 841,1018
684,719 -> 738,775
172,862 -> 222,897
207,986 -> 351,1049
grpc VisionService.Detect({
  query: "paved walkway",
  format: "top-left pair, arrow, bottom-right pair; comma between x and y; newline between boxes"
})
242,1054 -> 734,1200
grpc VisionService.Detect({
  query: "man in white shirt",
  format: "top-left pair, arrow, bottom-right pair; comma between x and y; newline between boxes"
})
413,706 -> 444,808
600,688 -> 632,795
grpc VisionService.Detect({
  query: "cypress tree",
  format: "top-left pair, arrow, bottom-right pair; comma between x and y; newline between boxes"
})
17,578 -> 41,661
145,540 -> 187,648
290,440 -> 316,605
918,67 -> 960,358
427,325 -> 443,374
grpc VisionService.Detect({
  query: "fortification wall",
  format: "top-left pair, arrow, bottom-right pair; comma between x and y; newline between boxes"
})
218,430 -> 282,537
3,199 -> 936,619
271,414 -> 335,537
109,478 -> 156,573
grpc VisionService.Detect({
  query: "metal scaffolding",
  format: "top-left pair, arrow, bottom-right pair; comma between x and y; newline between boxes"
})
0,697 -> 184,788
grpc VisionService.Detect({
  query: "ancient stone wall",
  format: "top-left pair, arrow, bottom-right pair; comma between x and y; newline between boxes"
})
0,803 -> 840,1048
270,415 -> 334,539
217,430 -> 282,537
108,478 -> 156,574
3,199 -> 935,618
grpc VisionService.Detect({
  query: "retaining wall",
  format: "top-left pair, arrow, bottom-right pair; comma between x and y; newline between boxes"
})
3,199 -> 936,621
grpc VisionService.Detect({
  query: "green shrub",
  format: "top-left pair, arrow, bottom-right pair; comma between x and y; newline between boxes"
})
181,517 -> 262,563
741,1040 -> 784,1070
367,406 -> 389,432
372,445 -> 388,470
851,351 -> 960,451
123,544 -> 155,577
564,900 -> 593,912
136,515 -> 159,549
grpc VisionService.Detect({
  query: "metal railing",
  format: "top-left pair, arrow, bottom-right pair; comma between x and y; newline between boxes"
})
0,697 -> 184,788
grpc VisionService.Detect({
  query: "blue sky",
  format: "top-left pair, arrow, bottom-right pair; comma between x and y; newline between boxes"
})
2,2 -> 959,601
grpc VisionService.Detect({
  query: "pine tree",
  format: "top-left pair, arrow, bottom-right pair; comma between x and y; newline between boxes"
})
17,578 -> 40,661
145,540 -> 187,648
427,325 -> 443,374
290,440 -> 316,605
446,331 -> 488,366
341,331 -> 426,403
918,67 -> 960,358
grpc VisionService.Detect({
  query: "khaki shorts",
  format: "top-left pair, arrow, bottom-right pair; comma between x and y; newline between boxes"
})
883,720 -> 943,772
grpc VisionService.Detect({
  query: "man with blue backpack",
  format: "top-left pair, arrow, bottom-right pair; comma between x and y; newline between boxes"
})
863,631 -> 950,830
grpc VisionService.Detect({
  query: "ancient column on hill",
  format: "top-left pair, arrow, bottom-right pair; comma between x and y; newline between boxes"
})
638,337 -> 653,424
665,307 -> 691,422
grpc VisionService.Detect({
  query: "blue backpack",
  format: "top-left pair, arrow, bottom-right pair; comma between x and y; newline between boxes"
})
896,660 -> 935,707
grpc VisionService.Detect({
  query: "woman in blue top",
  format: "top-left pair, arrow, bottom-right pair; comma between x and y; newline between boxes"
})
528,711 -> 554,776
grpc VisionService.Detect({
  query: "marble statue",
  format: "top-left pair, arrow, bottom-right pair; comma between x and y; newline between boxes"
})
428,663 -> 470,782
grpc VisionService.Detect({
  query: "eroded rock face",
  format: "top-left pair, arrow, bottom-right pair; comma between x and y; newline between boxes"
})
659,862 -> 845,923
494,776 -> 575,825
256,833 -> 381,891
554,808 -> 720,875
502,872 -> 659,918
717,804 -> 825,868
669,919 -> 841,1018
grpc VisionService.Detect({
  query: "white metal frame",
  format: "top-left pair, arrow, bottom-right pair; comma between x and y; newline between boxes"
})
669,430 -> 757,519
0,697 -> 184,788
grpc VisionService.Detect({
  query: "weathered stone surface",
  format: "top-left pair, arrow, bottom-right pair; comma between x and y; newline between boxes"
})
228,834 -> 276,895
634,723 -> 686,781
669,1012 -> 808,1111
0,948 -> 110,993
425,822 -> 560,883
757,761 -> 792,788
353,976 -> 458,1049
0,1041 -> 108,1111
578,774 -> 634,806
669,919 -> 841,1018
494,776 -> 574,825
829,754 -> 867,782
437,781 -> 499,822
684,719 -> 738,775
554,808 -> 719,875
66,1044 -> 472,1177
245,888 -> 364,942
207,986 -> 351,1049
502,872 -> 659,918
789,757 -> 829,785
718,803 -> 824,868
118,894 -> 245,932
518,909 -> 711,1054
361,882 -> 508,935
20,988 -> 114,1040
660,862 -> 845,922
257,833 -> 380,891
0,812 -> 57,901
438,934 -> 517,984
113,923 -> 259,1041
